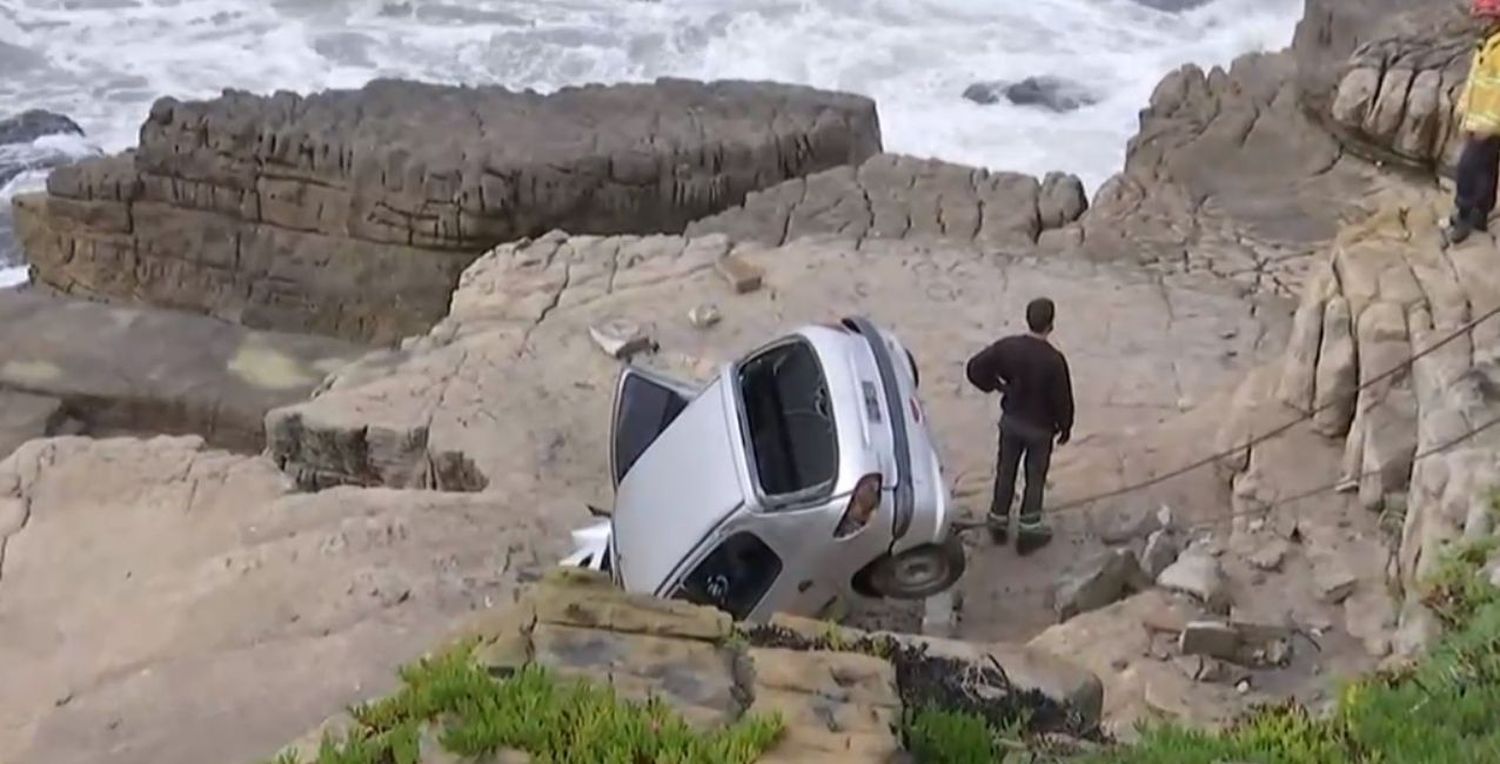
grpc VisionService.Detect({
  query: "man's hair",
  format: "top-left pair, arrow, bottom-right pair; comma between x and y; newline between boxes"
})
1026,297 -> 1055,334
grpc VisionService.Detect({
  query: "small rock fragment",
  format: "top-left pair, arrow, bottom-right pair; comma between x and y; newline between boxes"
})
1314,560 -> 1358,604
715,254 -> 764,294
588,319 -> 654,359
1179,620 -> 1242,661
1261,639 -> 1291,667
1100,504 -> 1161,544
1235,679 -> 1251,694
1248,540 -> 1289,572
687,304 -> 721,329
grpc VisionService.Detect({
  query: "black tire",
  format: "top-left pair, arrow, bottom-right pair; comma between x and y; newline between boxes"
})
906,348 -> 920,388
861,536 -> 966,600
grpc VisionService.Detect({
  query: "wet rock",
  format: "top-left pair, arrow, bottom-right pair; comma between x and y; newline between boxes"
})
1053,548 -> 1149,621
978,76 -> 1099,113
1157,550 -> 1229,613
1178,620 -> 1241,660
0,109 -> 83,146
1142,530 -> 1183,580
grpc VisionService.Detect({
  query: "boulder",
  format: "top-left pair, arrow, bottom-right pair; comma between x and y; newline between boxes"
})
14,78 -> 882,344
0,435 -> 570,764
1157,550 -> 1230,613
1053,548 -> 1149,621
686,153 -> 1086,248
0,291 -> 363,452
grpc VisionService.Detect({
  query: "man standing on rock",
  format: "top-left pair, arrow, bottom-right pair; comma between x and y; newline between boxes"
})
965,297 -> 1075,555
1446,0 -> 1500,244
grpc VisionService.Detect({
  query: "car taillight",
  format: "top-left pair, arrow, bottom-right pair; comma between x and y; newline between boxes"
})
834,473 -> 883,538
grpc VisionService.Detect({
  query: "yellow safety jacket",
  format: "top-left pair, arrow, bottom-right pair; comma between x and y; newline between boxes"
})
1460,27 -> 1500,135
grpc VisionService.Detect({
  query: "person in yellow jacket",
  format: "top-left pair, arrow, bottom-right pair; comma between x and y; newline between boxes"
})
1449,8 -> 1500,243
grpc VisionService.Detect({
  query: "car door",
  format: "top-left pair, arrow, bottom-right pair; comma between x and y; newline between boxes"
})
610,366 -> 702,486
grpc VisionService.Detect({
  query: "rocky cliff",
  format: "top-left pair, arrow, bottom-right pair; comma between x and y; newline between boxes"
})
12,79 -> 881,344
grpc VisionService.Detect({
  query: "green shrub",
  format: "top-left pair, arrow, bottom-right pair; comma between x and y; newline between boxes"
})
905,707 -> 1006,764
269,643 -> 783,764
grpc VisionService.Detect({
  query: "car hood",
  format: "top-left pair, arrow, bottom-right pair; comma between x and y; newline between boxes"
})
612,376 -> 746,595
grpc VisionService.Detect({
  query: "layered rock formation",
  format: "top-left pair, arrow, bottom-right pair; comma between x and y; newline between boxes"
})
0,291 -> 363,454
685,153 -> 1087,248
13,79 -> 881,343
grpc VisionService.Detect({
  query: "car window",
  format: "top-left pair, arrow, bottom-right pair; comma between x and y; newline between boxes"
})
737,340 -> 837,499
673,532 -> 782,620
613,371 -> 690,484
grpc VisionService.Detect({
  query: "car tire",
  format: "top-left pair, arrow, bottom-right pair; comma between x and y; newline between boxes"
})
861,536 -> 965,600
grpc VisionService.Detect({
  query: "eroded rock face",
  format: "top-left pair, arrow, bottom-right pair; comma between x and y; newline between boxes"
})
686,153 -> 1086,249
13,78 -> 882,344
0,435 -> 570,764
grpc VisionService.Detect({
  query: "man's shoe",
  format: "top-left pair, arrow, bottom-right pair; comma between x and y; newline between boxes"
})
1447,216 -> 1474,245
1016,523 -> 1054,556
987,516 -> 1008,545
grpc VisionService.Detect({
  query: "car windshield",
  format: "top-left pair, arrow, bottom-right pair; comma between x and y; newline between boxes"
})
737,339 -> 837,500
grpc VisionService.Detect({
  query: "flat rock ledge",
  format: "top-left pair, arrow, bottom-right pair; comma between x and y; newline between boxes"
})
0,290 -> 363,455
13,78 -> 881,344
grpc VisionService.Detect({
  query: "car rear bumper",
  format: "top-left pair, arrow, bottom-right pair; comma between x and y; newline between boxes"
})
842,315 -> 917,542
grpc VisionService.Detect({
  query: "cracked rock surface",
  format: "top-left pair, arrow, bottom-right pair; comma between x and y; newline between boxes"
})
0,435 -> 567,764
12,78 -> 881,344
266,230 -> 1289,500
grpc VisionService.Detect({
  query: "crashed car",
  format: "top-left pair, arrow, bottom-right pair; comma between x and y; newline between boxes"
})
564,316 -> 964,622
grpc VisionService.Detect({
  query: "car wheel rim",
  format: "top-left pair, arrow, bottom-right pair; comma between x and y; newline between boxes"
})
891,554 -> 946,591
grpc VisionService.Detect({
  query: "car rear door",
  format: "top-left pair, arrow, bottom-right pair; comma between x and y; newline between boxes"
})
610,366 -> 701,486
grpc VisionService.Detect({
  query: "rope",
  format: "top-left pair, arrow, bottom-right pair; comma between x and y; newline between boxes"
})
952,298 -> 1500,532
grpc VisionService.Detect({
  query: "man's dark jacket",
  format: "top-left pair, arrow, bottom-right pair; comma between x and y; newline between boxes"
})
965,335 -> 1075,440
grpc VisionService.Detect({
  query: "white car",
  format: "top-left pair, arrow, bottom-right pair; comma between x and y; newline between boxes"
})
564,316 -> 964,623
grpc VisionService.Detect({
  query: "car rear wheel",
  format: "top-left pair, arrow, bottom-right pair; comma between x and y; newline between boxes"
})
861,536 -> 965,600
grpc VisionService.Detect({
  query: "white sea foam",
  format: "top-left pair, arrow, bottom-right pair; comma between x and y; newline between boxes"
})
2,0 -> 1300,188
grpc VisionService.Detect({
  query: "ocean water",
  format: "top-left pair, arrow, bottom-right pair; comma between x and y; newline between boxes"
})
0,0 -> 1303,286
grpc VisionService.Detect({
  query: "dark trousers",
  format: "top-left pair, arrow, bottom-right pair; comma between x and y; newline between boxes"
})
989,417 -> 1054,528
1455,134 -> 1500,227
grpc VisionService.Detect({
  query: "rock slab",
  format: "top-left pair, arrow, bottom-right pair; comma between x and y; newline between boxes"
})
15,78 -> 882,343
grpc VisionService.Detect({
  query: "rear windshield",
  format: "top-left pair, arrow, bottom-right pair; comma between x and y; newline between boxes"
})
737,340 -> 837,499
